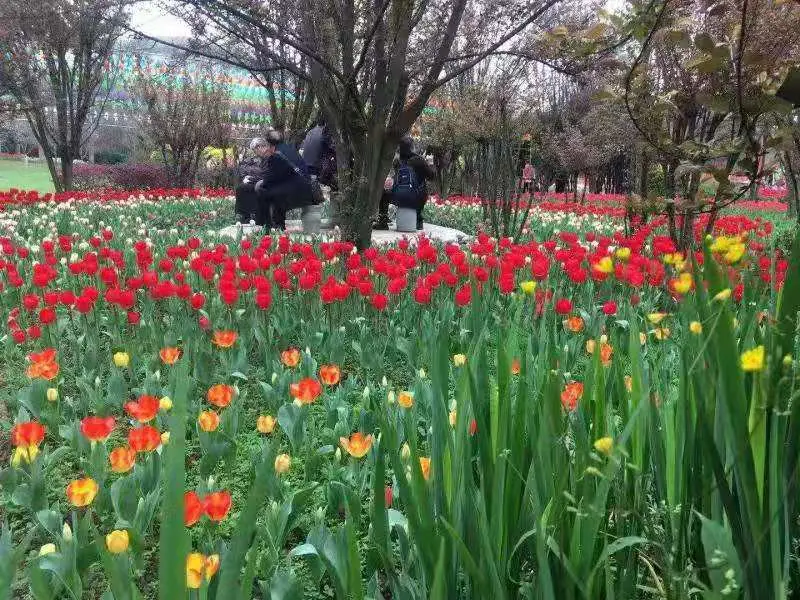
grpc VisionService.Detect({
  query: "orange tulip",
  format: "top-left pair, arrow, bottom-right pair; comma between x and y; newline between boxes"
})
212,330 -> 238,348
124,395 -> 160,422
159,347 -> 182,365
198,410 -> 220,432
281,348 -> 301,367
26,348 -> 60,380
128,425 -> 162,452
109,446 -> 136,473
564,315 -> 585,333
419,457 -> 431,481
184,491 -> 203,527
206,384 -> 234,408
397,391 -> 414,408
560,382 -> 583,411
202,491 -> 232,521
600,343 -> 613,367
66,477 -> 99,507
511,358 -> 521,375
205,554 -> 220,580
339,432 -> 374,458
319,364 -> 341,386
289,377 -> 322,404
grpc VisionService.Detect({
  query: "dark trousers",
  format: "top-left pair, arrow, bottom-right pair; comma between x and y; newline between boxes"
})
378,191 -> 426,229
256,189 -> 287,230
235,183 -> 258,223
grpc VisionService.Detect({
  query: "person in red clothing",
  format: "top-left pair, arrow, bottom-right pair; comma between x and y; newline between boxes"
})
521,162 -> 534,193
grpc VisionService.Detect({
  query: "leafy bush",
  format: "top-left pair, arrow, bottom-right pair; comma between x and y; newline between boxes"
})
72,164 -> 113,191
72,163 -> 170,190
110,163 -> 170,189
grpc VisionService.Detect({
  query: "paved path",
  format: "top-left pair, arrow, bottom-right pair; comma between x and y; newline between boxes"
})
218,220 -> 469,245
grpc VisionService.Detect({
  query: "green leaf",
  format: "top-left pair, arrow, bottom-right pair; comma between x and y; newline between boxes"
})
218,444 -> 276,592
694,32 -> 715,53
158,358 -> 191,599
698,513 -> 743,592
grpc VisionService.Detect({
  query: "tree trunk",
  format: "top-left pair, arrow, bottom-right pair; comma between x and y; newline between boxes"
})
783,151 -> 799,221
60,156 -> 74,191
336,129 -> 396,250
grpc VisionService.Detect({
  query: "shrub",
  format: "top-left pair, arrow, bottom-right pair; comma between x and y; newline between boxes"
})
72,163 -> 113,191
110,163 -> 169,189
72,163 -> 170,190
94,150 -> 128,165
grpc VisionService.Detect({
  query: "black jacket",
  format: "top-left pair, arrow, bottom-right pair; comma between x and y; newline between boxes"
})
259,143 -> 316,208
394,152 -> 435,202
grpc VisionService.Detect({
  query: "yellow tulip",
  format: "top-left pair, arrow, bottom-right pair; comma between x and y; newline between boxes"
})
740,346 -> 765,372
105,530 -> 129,554
113,352 -> 130,368
274,453 -> 291,474
257,415 -> 276,434
593,436 -> 614,455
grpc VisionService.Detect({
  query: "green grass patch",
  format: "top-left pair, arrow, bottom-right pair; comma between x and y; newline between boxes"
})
0,159 -> 55,193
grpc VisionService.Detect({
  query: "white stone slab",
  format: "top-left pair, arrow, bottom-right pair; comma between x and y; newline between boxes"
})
218,220 -> 469,245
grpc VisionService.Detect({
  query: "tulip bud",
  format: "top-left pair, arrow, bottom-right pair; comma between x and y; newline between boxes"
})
46,388 -> 58,402
401,442 -> 411,460
38,543 -> 57,556
381,376 -> 388,387
334,448 -> 342,462
387,390 -> 396,404
62,522 -> 72,542
161,431 -> 170,445
418,368 -> 426,378
362,386 -> 370,399
159,396 -> 173,411
271,372 -> 278,384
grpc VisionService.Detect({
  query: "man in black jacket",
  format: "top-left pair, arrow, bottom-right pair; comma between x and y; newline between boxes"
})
234,138 -> 270,224
375,135 -> 435,231
254,130 -> 316,230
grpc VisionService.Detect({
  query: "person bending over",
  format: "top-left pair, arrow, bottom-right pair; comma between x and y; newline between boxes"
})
375,135 -> 435,231
254,130 -> 317,230
235,138 -> 270,224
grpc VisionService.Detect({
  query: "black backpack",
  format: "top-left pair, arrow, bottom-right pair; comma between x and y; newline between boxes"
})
392,160 -> 423,207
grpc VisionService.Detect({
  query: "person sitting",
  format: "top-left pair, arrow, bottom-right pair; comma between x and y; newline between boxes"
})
375,135 -> 435,231
234,138 -> 270,224
254,130 -> 318,230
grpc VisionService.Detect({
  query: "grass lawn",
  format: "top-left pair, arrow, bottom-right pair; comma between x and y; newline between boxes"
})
0,158 -> 55,193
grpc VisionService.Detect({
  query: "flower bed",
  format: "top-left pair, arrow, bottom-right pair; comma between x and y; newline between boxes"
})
0,188 -> 798,598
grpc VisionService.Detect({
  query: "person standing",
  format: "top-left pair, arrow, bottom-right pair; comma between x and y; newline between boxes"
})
301,116 -> 337,190
254,130 -> 317,230
375,135 -> 435,231
234,138 -> 270,224
522,162 -> 534,193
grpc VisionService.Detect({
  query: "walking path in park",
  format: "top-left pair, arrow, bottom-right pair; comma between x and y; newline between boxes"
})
218,220 -> 469,245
